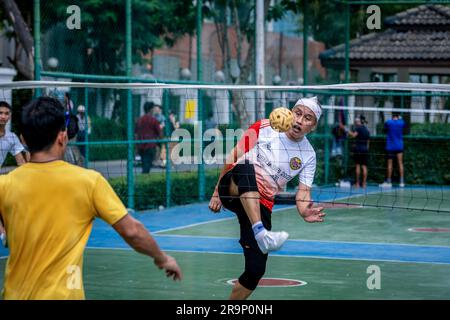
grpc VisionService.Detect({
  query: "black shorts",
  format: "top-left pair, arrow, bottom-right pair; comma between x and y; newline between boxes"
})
218,162 -> 272,247
353,151 -> 368,166
387,150 -> 403,160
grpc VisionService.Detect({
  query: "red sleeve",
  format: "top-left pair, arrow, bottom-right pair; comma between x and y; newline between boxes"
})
236,120 -> 262,153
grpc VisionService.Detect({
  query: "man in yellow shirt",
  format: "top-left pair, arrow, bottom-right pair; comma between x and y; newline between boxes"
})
0,97 -> 182,300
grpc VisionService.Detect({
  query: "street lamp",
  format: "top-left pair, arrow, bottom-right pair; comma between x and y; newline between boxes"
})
272,75 -> 282,85
180,68 -> 191,80
47,57 -> 59,70
214,70 -> 225,83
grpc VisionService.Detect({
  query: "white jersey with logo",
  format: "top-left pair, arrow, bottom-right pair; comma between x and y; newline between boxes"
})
230,119 -> 316,210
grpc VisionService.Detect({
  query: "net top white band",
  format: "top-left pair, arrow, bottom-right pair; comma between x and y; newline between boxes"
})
2,81 -> 450,92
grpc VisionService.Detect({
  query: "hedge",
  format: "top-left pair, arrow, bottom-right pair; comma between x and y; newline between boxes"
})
109,170 -> 220,210
318,136 -> 450,186
106,134 -> 449,209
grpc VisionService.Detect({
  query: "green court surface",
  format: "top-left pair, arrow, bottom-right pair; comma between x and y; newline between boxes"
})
1,188 -> 450,299
2,249 -> 449,300
159,204 -> 450,246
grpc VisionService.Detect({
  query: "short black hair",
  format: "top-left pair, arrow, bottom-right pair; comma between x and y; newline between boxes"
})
0,101 -> 12,110
143,101 -> 154,113
21,97 -> 67,152
359,114 -> 367,124
392,112 -> 400,118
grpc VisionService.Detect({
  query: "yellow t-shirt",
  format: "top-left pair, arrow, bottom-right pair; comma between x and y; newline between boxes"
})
0,161 -> 128,300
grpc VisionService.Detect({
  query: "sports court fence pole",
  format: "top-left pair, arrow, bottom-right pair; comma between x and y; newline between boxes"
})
302,0 -> 308,85
125,0 -> 134,210
84,86 -> 90,167
343,2 -> 351,180
33,0 -> 42,97
344,2 -> 350,83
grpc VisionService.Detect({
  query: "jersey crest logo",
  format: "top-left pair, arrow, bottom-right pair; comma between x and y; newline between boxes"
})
290,157 -> 302,170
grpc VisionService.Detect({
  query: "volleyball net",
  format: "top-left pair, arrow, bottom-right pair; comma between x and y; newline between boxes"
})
1,81 -> 449,213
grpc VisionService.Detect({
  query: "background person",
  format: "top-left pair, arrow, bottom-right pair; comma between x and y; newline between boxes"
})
0,101 -> 26,167
347,115 -> 370,189
380,112 -> 406,188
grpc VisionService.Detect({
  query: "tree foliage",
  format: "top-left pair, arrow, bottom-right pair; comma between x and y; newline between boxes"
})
1,0 -> 197,76
304,1 -> 417,48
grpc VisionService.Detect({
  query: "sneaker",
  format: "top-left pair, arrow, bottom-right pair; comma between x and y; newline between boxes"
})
379,182 -> 392,188
256,230 -> 289,254
399,183 -> 405,188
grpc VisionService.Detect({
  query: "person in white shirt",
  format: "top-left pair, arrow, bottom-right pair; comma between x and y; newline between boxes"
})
0,101 -> 26,247
209,97 -> 325,300
0,101 -> 26,167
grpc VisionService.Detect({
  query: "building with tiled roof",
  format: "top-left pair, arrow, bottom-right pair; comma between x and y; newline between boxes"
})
320,5 -> 450,130
320,5 -> 450,80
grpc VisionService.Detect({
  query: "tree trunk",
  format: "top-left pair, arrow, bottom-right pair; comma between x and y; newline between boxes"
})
1,0 -> 35,79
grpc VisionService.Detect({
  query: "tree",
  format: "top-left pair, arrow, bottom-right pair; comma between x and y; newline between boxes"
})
0,0 -> 34,79
304,1 -> 416,49
41,0 -> 197,75
204,0 -> 290,127
0,0 -> 197,78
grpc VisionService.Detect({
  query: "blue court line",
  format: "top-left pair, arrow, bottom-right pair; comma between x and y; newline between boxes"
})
1,186 -> 448,262
123,185 -> 382,233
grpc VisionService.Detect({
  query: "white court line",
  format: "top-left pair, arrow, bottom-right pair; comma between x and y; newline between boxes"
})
151,233 -> 450,249
85,246 -> 450,266
153,205 -> 297,234
154,190 -> 381,234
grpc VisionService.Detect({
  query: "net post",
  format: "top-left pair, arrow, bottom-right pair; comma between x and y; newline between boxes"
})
84,86 -> 90,167
198,89 -> 205,202
163,89 -> 171,208
324,107 -> 330,185
197,1 -> 205,202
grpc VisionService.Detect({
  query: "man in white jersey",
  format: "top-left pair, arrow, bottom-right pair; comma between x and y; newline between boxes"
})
0,101 -> 26,167
209,97 -> 325,300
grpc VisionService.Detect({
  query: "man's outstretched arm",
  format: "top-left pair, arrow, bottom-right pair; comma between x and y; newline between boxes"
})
113,214 -> 182,280
295,183 -> 325,223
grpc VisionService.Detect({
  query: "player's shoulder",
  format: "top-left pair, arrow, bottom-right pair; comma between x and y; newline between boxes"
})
61,162 -> 103,181
301,136 -> 316,157
4,131 -> 17,137
260,119 -> 271,128
302,135 -> 315,148
248,119 -> 270,130
1,131 -> 19,141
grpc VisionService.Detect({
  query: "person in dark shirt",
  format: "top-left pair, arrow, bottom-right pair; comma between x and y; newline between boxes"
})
348,115 -> 370,189
135,102 -> 162,173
